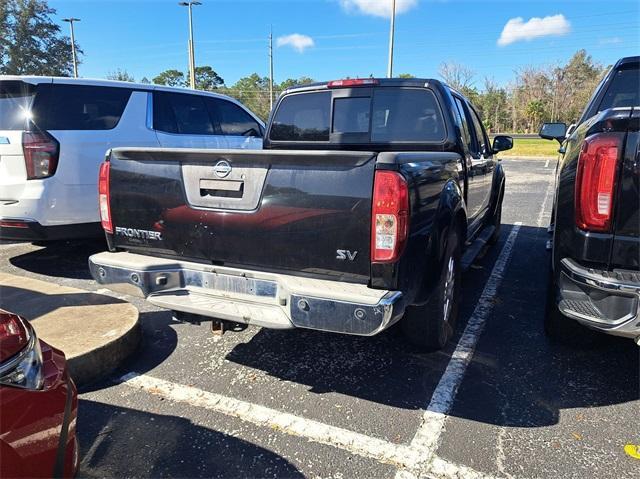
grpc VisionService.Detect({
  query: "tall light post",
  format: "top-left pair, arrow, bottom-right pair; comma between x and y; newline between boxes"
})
179,1 -> 201,89
387,0 -> 396,78
269,27 -> 274,112
62,17 -> 80,78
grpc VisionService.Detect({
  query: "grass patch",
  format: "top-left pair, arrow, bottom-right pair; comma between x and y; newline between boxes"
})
499,138 -> 559,158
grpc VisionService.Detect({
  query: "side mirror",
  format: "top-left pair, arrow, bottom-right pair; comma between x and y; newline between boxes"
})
492,135 -> 513,153
242,127 -> 261,138
539,122 -> 567,144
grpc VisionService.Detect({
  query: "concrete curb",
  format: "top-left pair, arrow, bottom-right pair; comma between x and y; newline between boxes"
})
0,272 -> 140,386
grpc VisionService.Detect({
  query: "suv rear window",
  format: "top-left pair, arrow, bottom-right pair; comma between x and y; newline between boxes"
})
270,87 -> 445,143
0,81 -> 38,130
33,84 -> 132,130
599,65 -> 640,111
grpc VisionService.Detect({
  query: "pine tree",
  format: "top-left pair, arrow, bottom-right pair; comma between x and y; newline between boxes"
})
1,0 -> 80,76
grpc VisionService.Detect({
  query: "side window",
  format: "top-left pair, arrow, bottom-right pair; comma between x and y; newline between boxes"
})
34,84 -> 132,130
153,91 -> 214,135
153,92 -> 178,133
207,98 -> 262,137
468,106 -> 489,157
453,96 -> 475,155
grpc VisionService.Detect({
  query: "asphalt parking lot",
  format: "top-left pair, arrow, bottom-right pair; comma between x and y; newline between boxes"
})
1,158 -> 638,479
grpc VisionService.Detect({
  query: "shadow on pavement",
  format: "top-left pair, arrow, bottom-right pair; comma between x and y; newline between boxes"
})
80,310 -> 179,393
0,284 -> 125,320
77,400 -> 303,478
226,224 -> 640,426
8,238 -> 106,280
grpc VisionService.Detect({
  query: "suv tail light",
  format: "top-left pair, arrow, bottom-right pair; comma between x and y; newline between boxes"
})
575,133 -> 623,232
371,170 -> 409,263
22,130 -> 59,180
98,161 -> 113,233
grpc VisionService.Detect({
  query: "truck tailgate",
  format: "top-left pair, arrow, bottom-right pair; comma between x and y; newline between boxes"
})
108,148 -> 376,284
612,113 -> 639,269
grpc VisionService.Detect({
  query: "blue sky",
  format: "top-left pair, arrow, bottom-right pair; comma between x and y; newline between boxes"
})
49,0 -> 639,88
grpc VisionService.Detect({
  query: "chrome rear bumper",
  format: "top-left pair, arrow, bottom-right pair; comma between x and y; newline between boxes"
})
89,251 -> 405,336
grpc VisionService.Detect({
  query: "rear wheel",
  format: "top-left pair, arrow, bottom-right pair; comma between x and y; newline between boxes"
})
402,229 -> 462,351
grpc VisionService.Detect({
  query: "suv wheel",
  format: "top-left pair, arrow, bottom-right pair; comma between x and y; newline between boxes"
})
402,229 -> 462,351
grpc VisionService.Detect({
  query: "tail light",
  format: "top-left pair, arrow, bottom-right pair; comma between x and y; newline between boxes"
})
575,133 -> 622,232
98,161 -> 113,233
22,130 -> 59,180
328,78 -> 379,88
371,170 -> 409,263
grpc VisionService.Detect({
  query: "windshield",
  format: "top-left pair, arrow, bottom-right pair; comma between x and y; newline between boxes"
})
0,81 -> 38,130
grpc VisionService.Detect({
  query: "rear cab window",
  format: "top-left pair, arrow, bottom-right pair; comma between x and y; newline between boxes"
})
598,65 -> 640,111
269,87 -> 446,145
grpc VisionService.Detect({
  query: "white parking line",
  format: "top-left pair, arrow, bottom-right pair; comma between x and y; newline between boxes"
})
396,223 -> 521,477
544,158 -> 550,168
119,372 -> 494,479
120,372 -> 423,468
536,176 -> 555,227
118,223 -> 522,479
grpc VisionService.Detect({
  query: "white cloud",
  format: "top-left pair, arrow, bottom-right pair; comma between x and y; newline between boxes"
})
339,0 -> 419,19
277,34 -> 315,53
497,14 -> 571,46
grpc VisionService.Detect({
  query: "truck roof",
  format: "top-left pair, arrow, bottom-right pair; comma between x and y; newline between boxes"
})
615,56 -> 640,68
282,78 -> 448,94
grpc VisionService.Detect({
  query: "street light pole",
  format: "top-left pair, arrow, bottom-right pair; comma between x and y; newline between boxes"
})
62,18 -> 80,78
179,1 -> 201,89
269,27 -> 274,112
387,0 -> 396,78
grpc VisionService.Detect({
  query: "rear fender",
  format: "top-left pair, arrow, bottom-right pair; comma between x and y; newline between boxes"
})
488,162 -> 506,216
415,179 -> 465,303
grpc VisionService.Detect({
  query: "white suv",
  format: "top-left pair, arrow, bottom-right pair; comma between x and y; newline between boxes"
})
0,77 -> 264,241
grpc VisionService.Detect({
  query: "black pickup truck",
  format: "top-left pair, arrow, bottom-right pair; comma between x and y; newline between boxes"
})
89,78 -> 512,350
540,56 -> 639,344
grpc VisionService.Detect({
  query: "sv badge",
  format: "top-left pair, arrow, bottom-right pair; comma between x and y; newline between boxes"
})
336,250 -> 358,261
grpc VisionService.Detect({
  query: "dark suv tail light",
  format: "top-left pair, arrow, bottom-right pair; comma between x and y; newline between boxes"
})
371,170 -> 409,263
22,130 -> 59,180
98,161 -> 113,233
575,133 -> 623,232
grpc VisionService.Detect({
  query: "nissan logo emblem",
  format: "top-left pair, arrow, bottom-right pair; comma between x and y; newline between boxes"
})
213,160 -> 232,178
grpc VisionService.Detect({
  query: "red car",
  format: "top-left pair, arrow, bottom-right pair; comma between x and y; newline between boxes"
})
0,310 -> 79,478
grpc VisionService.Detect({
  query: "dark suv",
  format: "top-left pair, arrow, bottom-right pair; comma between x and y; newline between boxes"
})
540,56 -> 639,344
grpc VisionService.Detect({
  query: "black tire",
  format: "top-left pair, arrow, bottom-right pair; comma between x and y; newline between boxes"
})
544,264 -> 599,347
402,229 -> 462,351
487,186 -> 503,246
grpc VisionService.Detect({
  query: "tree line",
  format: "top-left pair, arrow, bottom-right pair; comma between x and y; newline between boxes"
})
1,1 -> 607,131
437,50 -> 605,133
